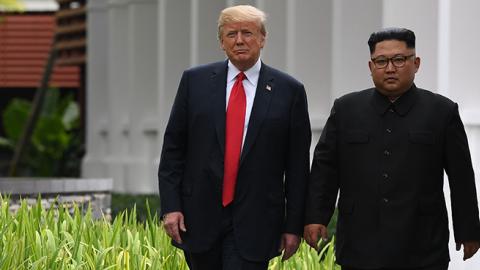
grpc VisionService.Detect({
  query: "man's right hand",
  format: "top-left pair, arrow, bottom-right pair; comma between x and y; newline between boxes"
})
304,224 -> 328,251
162,211 -> 187,244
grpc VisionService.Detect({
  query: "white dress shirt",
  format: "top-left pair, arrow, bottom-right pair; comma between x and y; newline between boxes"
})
226,58 -> 261,148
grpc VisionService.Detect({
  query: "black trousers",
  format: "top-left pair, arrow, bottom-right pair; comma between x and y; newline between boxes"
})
342,262 -> 449,270
184,206 -> 269,270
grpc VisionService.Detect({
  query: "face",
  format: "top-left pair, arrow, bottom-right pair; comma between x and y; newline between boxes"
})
220,21 -> 265,71
368,40 -> 420,98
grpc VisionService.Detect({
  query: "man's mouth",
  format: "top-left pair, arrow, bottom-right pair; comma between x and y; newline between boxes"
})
235,49 -> 248,54
385,77 -> 398,82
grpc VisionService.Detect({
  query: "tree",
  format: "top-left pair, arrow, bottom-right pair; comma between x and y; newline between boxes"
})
0,0 -> 23,11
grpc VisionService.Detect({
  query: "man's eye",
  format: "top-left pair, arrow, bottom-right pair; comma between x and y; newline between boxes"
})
392,57 -> 405,64
375,59 -> 388,65
226,32 -> 236,38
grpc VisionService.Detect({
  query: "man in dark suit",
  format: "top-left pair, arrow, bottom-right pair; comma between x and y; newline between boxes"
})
158,5 -> 311,270
304,27 -> 480,270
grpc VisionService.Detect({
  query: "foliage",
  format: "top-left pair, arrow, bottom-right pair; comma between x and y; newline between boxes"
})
0,88 -> 83,176
0,195 -> 340,269
0,0 -> 24,11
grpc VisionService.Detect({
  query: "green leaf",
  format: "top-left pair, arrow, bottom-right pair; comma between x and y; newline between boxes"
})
2,98 -> 31,142
32,115 -> 69,158
62,102 -> 80,130
0,136 -> 14,149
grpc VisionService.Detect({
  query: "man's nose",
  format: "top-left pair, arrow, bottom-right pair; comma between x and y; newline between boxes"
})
385,60 -> 396,71
235,33 -> 244,44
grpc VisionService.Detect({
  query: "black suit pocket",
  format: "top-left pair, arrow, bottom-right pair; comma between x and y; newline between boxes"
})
345,130 -> 369,144
409,131 -> 435,145
416,198 -> 446,251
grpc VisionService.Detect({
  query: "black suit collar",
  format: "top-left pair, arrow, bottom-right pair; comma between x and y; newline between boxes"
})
212,61 -> 229,155
371,84 -> 418,116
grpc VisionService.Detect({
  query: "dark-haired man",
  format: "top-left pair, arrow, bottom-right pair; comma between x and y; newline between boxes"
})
304,27 -> 480,270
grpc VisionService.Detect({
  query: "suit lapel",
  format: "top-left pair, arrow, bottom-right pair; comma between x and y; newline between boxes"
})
240,63 -> 274,164
212,61 -> 228,155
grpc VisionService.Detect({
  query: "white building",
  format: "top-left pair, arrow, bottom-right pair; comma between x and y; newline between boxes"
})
83,1 -> 480,268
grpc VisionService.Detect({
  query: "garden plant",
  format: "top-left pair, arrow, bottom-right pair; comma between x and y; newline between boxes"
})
0,196 -> 340,269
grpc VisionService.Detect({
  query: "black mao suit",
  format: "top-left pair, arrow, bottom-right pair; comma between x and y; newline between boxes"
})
306,85 -> 480,269
158,61 -> 311,262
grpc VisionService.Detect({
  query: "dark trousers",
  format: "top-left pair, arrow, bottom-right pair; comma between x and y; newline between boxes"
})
184,206 -> 269,270
342,262 -> 449,270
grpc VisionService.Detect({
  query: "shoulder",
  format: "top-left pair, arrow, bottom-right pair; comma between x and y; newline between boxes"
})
262,64 -> 304,88
183,61 -> 227,76
335,88 -> 374,105
415,87 -> 457,109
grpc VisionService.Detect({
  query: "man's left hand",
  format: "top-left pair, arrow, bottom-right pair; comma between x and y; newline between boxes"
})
279,233 -> 300,261
456,241 -> 480,261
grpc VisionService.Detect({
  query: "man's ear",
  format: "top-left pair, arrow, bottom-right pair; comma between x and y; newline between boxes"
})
368,61 -> 374,73
260,34 -> 266,49
220,39 -> 225,51
414,57 -> 421,73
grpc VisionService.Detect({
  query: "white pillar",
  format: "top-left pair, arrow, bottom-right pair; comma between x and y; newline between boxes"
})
122,0 -> 159,194
155,0 -> 192,184
83,0 -> 109,179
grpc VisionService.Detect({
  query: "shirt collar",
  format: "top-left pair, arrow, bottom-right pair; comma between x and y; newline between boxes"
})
227,58 -> 261,85
371,84 -> 418,116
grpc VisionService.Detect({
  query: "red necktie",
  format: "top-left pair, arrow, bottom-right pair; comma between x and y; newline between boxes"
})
222,72 -> 246,206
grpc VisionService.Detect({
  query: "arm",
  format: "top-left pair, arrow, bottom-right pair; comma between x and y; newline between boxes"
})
158,71 -> 190,242
284,84 -> 311,235
304,101 -> 340,248
280,84 -> 311,260
444,104 -> 480,259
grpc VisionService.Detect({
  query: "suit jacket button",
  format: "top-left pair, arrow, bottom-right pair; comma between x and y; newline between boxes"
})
383,198 -> 389,203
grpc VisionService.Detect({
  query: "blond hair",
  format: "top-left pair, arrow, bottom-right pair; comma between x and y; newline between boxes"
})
217,5 -> 267,40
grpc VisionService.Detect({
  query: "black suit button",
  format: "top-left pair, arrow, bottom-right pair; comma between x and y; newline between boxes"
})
382,173 -> 389,179
389,108 -> 395,113
386,128 -> 392,133
383,198 -> 389,203
384,150 -> 391,156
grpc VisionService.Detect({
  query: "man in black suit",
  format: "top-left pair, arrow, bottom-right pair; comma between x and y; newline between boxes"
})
304,27 -> 480,270
158,5 -> 311,270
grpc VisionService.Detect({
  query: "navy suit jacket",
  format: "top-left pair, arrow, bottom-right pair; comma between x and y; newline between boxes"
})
306,85 -> 480,268
158,61 -> 311,261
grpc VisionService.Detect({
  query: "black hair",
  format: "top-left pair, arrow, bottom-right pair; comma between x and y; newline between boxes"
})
367,27 -> 415,54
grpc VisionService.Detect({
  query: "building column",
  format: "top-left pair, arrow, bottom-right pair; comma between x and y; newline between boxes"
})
83,0 -> 110,180
122,0 -> 159,193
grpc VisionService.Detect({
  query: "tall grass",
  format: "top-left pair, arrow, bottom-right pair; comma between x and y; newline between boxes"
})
0,196 -> 339,269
